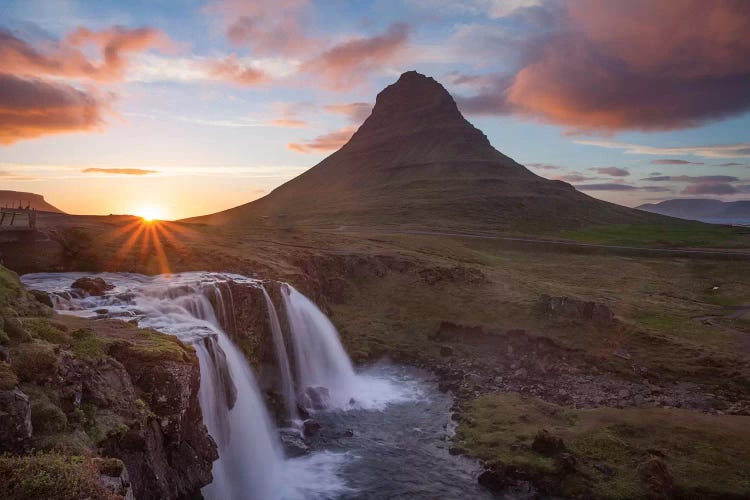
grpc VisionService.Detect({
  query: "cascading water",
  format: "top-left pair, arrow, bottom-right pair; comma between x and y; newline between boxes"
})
282,284 -> 412,411
19,272 -> 353,499
261,285 -> 299,424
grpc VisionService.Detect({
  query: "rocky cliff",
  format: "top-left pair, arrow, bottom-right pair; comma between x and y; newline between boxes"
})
0,266 -> 217,499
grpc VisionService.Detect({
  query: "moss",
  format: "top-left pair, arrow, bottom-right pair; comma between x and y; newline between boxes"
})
0,266 -> 23,306
11,342 -> 58,383
70,328 -> 105,361
93,457 -> 124,477
127,328 -> 191,363
31,399 -> 68,434
0,452 -> 116,500
0,362 -> 18,390
22,318 -> 68,344
3,316 -> 32,343
456,393 -> 750,498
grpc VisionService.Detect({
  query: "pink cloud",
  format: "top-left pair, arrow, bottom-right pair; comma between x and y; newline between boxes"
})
287,126 -> 357,153
301,24 -> 410,89
207,55 -> 269,86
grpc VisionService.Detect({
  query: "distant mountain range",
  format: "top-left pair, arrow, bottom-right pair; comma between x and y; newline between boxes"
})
186,71 -> 661,232
0,190 -> 63,213
637,199 -> 750,223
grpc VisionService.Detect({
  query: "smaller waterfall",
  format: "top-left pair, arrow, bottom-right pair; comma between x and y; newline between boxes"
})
261,285 -> 299,424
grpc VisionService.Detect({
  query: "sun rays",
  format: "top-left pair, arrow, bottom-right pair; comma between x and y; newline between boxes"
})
103,216 -> 201,274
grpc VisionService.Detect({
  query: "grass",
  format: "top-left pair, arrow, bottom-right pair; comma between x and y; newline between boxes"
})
11,342 -> 58,383
0,453 -> 117,500
70,328 -> 106,361
561,222 -> 750,248
456,393 -> 750,498
0,362 -> 18,390
22,318 -> 68,344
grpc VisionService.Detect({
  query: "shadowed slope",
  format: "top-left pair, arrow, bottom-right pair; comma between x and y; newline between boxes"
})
0,190 -> 63,213
186,71 -> 658,232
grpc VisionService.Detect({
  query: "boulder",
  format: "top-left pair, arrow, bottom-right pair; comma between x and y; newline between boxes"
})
29,289 -> 53,308
303,418 -> 322,438
280,431 -> 309,457
537,295 -> 615,325
71,277 -> 114,296
0,388 -> 32,452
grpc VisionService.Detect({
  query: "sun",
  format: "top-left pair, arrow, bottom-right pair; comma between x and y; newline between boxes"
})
135,205 -> 165,222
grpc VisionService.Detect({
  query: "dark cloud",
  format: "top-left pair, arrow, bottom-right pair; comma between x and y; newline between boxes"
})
651,159 -> 704,165
526,163 -> 561,170
456,1 -> 750,131
82,168 -> 157,175
718,162 -> 746,167
682,183 -> 738,195
555,173 -> 596,182
642,175 -> 739,183
592,166 -> 629,177
0,74 -> 103,144
575,183 -> 670,192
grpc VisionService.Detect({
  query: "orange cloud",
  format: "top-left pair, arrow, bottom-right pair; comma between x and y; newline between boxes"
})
82,168 -> 158,175
301,24 -> 410,89
207,55 -> 269,86
0,26 -> 168,82
271,118 -> 307,128
287,126 -> 357,153
457,0 -> 750,131
324,102 -> 372,123
0,74 -> 104,144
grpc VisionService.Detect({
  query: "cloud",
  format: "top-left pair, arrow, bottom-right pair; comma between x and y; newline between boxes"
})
575,183 -> 670,192
287,126 -> 357,153
324,102 -> 372,123
642,175 -> 739,183
0,74 -> 104,144
575,140 -> 750,159
300,23 -> 410,89
82,168 -> 157,175
592,166 -> 628,177
555,173 -> 595,182
0,25 -> 169,82
719,162 -> 746,167
526,162 -> 561,170
682,183 -> 739,195
651,159 -> 704,165
456,1 -> 750,131
207,54 -> 269,86
270,118 -> 307,128
210,0 -> 314,57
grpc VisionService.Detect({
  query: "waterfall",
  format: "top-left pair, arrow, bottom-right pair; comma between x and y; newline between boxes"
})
261,285 -> 299,424
281,284 -> 358,409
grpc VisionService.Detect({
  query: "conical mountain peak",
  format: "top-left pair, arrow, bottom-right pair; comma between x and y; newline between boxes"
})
345,70 -> 492,154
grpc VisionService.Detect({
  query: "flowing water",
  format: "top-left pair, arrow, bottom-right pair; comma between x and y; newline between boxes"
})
21,272 -> 494,499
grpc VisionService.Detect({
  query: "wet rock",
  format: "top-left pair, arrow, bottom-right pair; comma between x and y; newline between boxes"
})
303,418 -> 321,437
29,289 -> 53,307
280,431 -> 309,457
71,276 -> 114,296
477,465 -> 509,492
0,388 -> 32,453
531,429 -> 566,456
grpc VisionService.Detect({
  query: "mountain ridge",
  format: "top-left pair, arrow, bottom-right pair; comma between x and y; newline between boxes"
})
638,198 -> 750,222
0,190 -> 64,213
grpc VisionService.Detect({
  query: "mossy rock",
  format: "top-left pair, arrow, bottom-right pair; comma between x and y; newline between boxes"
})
2,316 -> 32,343
0,452 -> 114,500
31,399 -> 68,434
70,328 -> 106,361
11,342 -> 58,383
22,318 -> 68,344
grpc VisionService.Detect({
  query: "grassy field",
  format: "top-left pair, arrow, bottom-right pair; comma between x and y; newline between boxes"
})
561,222 -> 750,248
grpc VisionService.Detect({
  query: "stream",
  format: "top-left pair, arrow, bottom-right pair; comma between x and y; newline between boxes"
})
21,272 -> 496,499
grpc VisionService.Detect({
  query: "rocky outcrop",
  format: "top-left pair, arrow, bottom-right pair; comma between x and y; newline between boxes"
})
71,276 -> 114,296
537,294 -> 615,325
0,387 -> 32,452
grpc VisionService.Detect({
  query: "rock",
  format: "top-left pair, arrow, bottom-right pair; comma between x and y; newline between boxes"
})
94,457 -> 134,500
0,388 -> 32,453
29,289 -> 53,307
280,431 -> 309,457
537,294 -> 615,325
440,345 -> 454,357
638,457 -> 674,499
531,429 -> 566,456
613,347 -> 631,360
300,386 -> 331,411
594,463 -> 615,476
71,276 -> 114,296
0,346 -> 10,363
556,452 -> 577,474
477,465 -> 509,492
303,419 -> 321,438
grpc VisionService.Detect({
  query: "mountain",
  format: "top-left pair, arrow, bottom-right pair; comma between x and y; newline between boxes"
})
187,71 -> 658,232
638,199 -> 750,223
0,190 -> 63,213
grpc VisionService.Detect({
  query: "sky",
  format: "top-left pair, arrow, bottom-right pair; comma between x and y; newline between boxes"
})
1,0 -> 749,220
